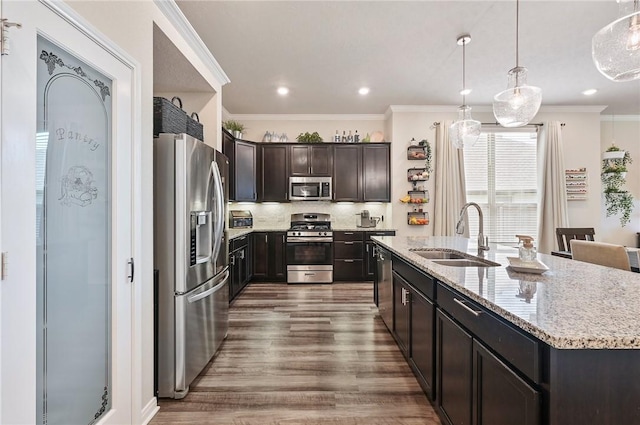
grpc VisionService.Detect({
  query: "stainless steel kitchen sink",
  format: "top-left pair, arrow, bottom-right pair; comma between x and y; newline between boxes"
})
409,248 -> 500,267
411,250 -> 466,260
432,258 -> 500,267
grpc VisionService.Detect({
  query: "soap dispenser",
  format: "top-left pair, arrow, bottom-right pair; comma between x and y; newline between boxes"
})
516,235 -> 537,262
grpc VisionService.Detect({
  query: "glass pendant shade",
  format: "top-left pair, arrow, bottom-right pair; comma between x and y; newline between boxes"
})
450,105 -> 481,149
493,66 -> 542,128
592,2 -> 640,82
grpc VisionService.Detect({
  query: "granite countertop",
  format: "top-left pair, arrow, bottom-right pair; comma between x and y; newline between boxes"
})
228,227 -> 396,239
372,235 -> 640,350
332,227 -> 397,232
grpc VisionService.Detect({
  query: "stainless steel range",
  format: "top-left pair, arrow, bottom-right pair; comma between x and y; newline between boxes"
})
286,213 -> 333,283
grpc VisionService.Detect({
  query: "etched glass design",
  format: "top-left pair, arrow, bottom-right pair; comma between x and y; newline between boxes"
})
35,35 -> 112,425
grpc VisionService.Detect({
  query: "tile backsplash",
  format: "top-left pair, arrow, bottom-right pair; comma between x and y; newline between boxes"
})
228,201 -> 392,229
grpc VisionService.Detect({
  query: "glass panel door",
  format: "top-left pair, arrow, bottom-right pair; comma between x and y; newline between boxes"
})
36,35 -> 113,425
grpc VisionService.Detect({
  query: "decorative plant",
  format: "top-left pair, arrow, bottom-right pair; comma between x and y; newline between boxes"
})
420,139 -> 433,176
296,131 -> 323,143
602,147 -> 634,226
604,190 -> 634,226
223,120 -> 245,133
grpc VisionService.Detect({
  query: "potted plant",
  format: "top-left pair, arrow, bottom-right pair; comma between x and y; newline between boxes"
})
223,120 -> 246,139
602,144 -> 626,160
296,131 -> 323,143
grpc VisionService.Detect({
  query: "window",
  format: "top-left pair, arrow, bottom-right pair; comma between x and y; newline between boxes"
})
463,130 -> 538,245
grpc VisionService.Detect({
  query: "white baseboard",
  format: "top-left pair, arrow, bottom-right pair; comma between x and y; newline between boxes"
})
140,397 -> 160,425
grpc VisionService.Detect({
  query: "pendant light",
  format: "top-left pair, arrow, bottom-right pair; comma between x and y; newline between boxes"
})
592,0 -> 640,82
450,34 -> 481,149
493,0 -> 542,128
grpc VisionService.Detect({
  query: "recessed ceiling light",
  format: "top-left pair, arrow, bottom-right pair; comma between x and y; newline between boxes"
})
358,87 -> 370,95
460,88 -> 472,96
582,88 -> 598,95
277,87 -> 289,95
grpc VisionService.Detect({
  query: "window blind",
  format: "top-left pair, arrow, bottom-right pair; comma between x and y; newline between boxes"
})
463,130 -> 538,245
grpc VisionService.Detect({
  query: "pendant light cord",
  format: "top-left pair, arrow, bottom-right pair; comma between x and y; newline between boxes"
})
515,0 -> 520,68
462,38 -> 466,105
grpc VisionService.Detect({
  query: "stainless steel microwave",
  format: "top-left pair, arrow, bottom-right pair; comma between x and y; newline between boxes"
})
289,176 -> 332,201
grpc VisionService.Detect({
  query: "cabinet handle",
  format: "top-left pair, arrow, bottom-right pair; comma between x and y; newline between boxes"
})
345,232 -> 354,235
344,241 -> 354,245
265,235 -> 268,243
344,259 -> 354,263
282,234 -> 285,243
401,288 -> 407,305
453,298 -> 482,317
238,236 -> 246,241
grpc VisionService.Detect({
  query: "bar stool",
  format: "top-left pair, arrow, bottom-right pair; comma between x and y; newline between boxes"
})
570,240 -> 631,271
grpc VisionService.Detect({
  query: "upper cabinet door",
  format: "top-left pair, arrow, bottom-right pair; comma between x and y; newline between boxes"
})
260,145 -> 289,201
362,144 -> 390,202
333,145 -> 361,201
222,130 -> 257,202
289,145 -> 332,176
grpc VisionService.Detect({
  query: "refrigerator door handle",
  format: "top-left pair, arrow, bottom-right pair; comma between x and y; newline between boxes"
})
210,161 -> 225,264
187,269 -> 230,303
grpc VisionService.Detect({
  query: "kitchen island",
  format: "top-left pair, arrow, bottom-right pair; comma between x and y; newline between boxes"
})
372,235 -> 640,425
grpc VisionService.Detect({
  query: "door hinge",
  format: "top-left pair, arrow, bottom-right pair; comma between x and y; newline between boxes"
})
127,257 -> 134,283
1,19 -> 23,56
1,252 -> 7,280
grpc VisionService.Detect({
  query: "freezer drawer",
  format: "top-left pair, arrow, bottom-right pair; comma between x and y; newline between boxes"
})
172,269 -> 229,398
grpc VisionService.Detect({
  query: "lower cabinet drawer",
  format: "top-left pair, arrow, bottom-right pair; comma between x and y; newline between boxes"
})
334,241 -> 364,259
437,283 -> 540,383
334,259 -> 364,281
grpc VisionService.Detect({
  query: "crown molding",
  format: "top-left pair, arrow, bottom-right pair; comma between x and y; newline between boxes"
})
600,115 -> 640,122
388,105 -> 461,113
226,114 -> 386,121
538,105 -> 608,113
154,0 -> 230,86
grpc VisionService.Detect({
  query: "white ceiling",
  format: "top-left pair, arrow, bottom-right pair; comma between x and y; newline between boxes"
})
174,1 -> 640,115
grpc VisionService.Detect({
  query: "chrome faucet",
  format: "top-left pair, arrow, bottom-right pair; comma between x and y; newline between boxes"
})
456,202 -> 490,255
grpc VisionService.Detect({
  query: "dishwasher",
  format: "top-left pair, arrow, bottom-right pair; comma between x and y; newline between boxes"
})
376,246 -> 393,331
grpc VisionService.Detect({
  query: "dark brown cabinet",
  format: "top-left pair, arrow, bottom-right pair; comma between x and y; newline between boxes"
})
393,272 -> 411,355
289,145 -> 332,176
436,283 -> 541,425
229,235 -> 252,301
410,288 -> 435,400
333,231 -> 365,281
472,340 -> 540,425
259,145 -> 289,202
252,232 -> 286,281
333,144 -> 390,202
222,129 -> 257,202
333,145 -> 361,201
362,144 -> 391,201
437,309 -> 473,425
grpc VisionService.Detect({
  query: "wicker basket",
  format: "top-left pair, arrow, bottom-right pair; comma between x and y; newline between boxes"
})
187,112 -> 204,142
153,96 -> 187,136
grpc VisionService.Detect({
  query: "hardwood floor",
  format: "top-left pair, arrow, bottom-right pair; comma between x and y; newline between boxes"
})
150,283 -> 441,425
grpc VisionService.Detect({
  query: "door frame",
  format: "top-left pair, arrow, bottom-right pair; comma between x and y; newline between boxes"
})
0,0 -> 143,423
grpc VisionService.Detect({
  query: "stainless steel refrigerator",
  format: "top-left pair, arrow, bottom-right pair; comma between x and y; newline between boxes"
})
154,133 -> 229,399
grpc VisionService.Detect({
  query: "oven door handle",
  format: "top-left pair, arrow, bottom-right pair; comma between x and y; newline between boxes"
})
287,237 -> 333,243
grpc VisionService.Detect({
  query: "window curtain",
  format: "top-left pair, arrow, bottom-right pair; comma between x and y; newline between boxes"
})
537,121 -> 569,253
433,121 -> 468,236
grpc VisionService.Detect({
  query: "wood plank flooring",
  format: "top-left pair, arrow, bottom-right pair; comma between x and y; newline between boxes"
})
150,283 -> 441,425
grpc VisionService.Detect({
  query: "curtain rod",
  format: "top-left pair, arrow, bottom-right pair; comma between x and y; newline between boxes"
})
430,121 -> 566,129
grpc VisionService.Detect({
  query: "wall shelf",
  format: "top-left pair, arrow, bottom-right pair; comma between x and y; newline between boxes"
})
565,168 -> 588,201
408,167 -> 429,182
407,146 -> 427,160
408,211 -> 429,225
